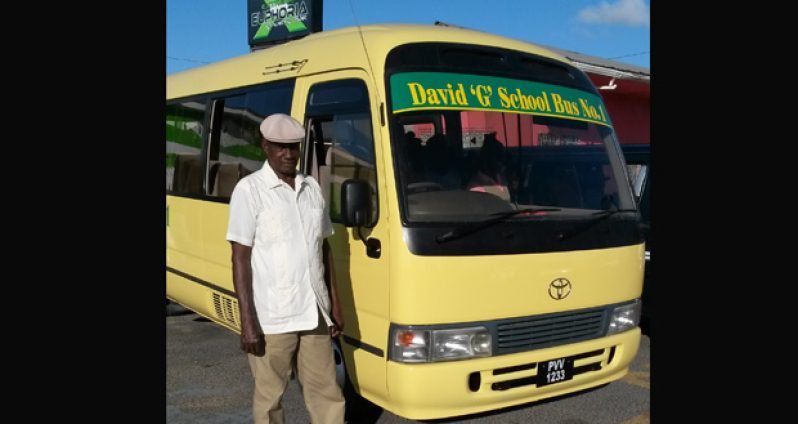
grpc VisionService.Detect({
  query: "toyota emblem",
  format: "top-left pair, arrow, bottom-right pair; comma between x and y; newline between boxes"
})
548,278 -> 572,300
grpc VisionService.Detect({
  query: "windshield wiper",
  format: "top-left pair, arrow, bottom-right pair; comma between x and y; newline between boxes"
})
557,208 -> 638,241
436,207 -> 561,244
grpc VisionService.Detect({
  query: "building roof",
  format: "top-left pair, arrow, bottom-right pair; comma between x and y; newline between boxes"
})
542,45 -> 650,83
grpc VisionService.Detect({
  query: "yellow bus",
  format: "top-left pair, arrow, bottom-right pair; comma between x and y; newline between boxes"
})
166,23 -> 644,420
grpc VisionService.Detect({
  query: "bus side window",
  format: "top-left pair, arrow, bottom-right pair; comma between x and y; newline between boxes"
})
207,80 -> 295,198
166,101 -> 206,194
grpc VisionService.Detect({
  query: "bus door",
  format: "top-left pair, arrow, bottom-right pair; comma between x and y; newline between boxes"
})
296,71 -> 390,399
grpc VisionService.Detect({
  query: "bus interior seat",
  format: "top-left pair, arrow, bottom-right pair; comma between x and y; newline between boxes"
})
212,163 -> 243,197
578,164 -> 607,209
548,167 -> 582,208
174,154 -> 202,193
529,163 -> 581,208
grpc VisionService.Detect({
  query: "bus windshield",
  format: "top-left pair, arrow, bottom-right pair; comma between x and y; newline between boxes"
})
389,72 -> 635,224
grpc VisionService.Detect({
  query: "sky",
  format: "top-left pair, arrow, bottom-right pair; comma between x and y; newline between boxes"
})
167,0 -> 649,75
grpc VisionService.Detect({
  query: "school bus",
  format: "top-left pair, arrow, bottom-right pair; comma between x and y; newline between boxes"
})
166,23 -> 644,420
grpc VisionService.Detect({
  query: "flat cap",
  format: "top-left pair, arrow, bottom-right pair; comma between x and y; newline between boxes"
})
259,113 -> 305,143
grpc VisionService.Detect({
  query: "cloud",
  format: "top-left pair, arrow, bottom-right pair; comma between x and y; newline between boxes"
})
577,0 -> 650,27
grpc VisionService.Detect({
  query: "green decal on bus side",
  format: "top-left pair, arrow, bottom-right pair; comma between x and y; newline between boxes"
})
390,72 -> 612,127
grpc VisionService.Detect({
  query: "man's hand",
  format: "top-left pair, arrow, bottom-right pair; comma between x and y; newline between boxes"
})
323,239 -> 345,338
329,304 -> 345,337
240,327 -> 265,356
231,242 -> 264,355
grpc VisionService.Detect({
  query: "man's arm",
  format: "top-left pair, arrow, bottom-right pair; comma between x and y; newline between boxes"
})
231,241 -> 264,356
323,239 -> 344,337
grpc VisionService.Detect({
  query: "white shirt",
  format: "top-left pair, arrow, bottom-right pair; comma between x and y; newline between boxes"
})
226,161 -> 334,334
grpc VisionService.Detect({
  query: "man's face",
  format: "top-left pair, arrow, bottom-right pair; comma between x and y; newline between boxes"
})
263,139 -> 300,177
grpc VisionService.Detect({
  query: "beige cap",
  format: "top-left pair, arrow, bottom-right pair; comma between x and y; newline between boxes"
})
259,113 -> 305,143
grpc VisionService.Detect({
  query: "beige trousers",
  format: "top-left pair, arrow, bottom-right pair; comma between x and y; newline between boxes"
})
247,309 -> 345,424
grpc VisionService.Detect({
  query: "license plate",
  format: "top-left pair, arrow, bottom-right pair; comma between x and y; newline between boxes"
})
536,357 -> 574,387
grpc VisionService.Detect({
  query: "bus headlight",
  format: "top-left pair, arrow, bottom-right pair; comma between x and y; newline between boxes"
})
390,326 -> 492,363
606,299 -> 641,335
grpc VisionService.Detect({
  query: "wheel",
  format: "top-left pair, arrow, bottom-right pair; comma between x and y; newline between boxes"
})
332,338 -> 346,389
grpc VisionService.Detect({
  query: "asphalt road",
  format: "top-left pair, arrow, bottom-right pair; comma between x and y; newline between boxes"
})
167,307 -> 650,424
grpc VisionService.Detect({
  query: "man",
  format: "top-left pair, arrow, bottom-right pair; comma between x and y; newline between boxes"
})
226,113 -> 345,424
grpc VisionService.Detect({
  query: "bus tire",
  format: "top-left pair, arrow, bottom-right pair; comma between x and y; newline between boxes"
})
332,337 -> 346,389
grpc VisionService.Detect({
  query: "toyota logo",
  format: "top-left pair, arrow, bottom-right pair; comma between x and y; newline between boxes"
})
548,278 -> 572,300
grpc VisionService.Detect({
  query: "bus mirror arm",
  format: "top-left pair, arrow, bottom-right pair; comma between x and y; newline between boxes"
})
355,225 -> 381,259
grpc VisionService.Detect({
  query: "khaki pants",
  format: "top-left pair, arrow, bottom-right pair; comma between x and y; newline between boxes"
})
247,310 -> 345,424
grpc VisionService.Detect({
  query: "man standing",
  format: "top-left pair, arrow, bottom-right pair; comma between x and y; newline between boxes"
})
226,113 -> 345,424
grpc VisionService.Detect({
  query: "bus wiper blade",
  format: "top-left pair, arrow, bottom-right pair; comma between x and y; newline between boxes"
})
436,207 -> 561,244
557,209 -> 638,241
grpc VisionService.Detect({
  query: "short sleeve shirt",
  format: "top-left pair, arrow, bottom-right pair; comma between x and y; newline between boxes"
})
226,161 -> 334,334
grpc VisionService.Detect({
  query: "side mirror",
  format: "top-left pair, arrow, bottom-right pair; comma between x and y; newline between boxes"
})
341,179 -> 372,228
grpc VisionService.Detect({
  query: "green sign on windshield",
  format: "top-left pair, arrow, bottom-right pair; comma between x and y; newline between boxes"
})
390,72 -> 612,127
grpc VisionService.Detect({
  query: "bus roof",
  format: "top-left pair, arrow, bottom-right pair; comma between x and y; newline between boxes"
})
166,23 -> 571,101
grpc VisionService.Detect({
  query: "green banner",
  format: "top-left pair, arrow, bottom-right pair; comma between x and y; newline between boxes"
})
390,72 -> 612,127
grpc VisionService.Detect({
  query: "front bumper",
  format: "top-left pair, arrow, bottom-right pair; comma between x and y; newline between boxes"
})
383,328 -> 640,420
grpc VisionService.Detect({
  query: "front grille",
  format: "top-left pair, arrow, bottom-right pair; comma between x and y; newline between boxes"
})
495,308 -> 606,355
